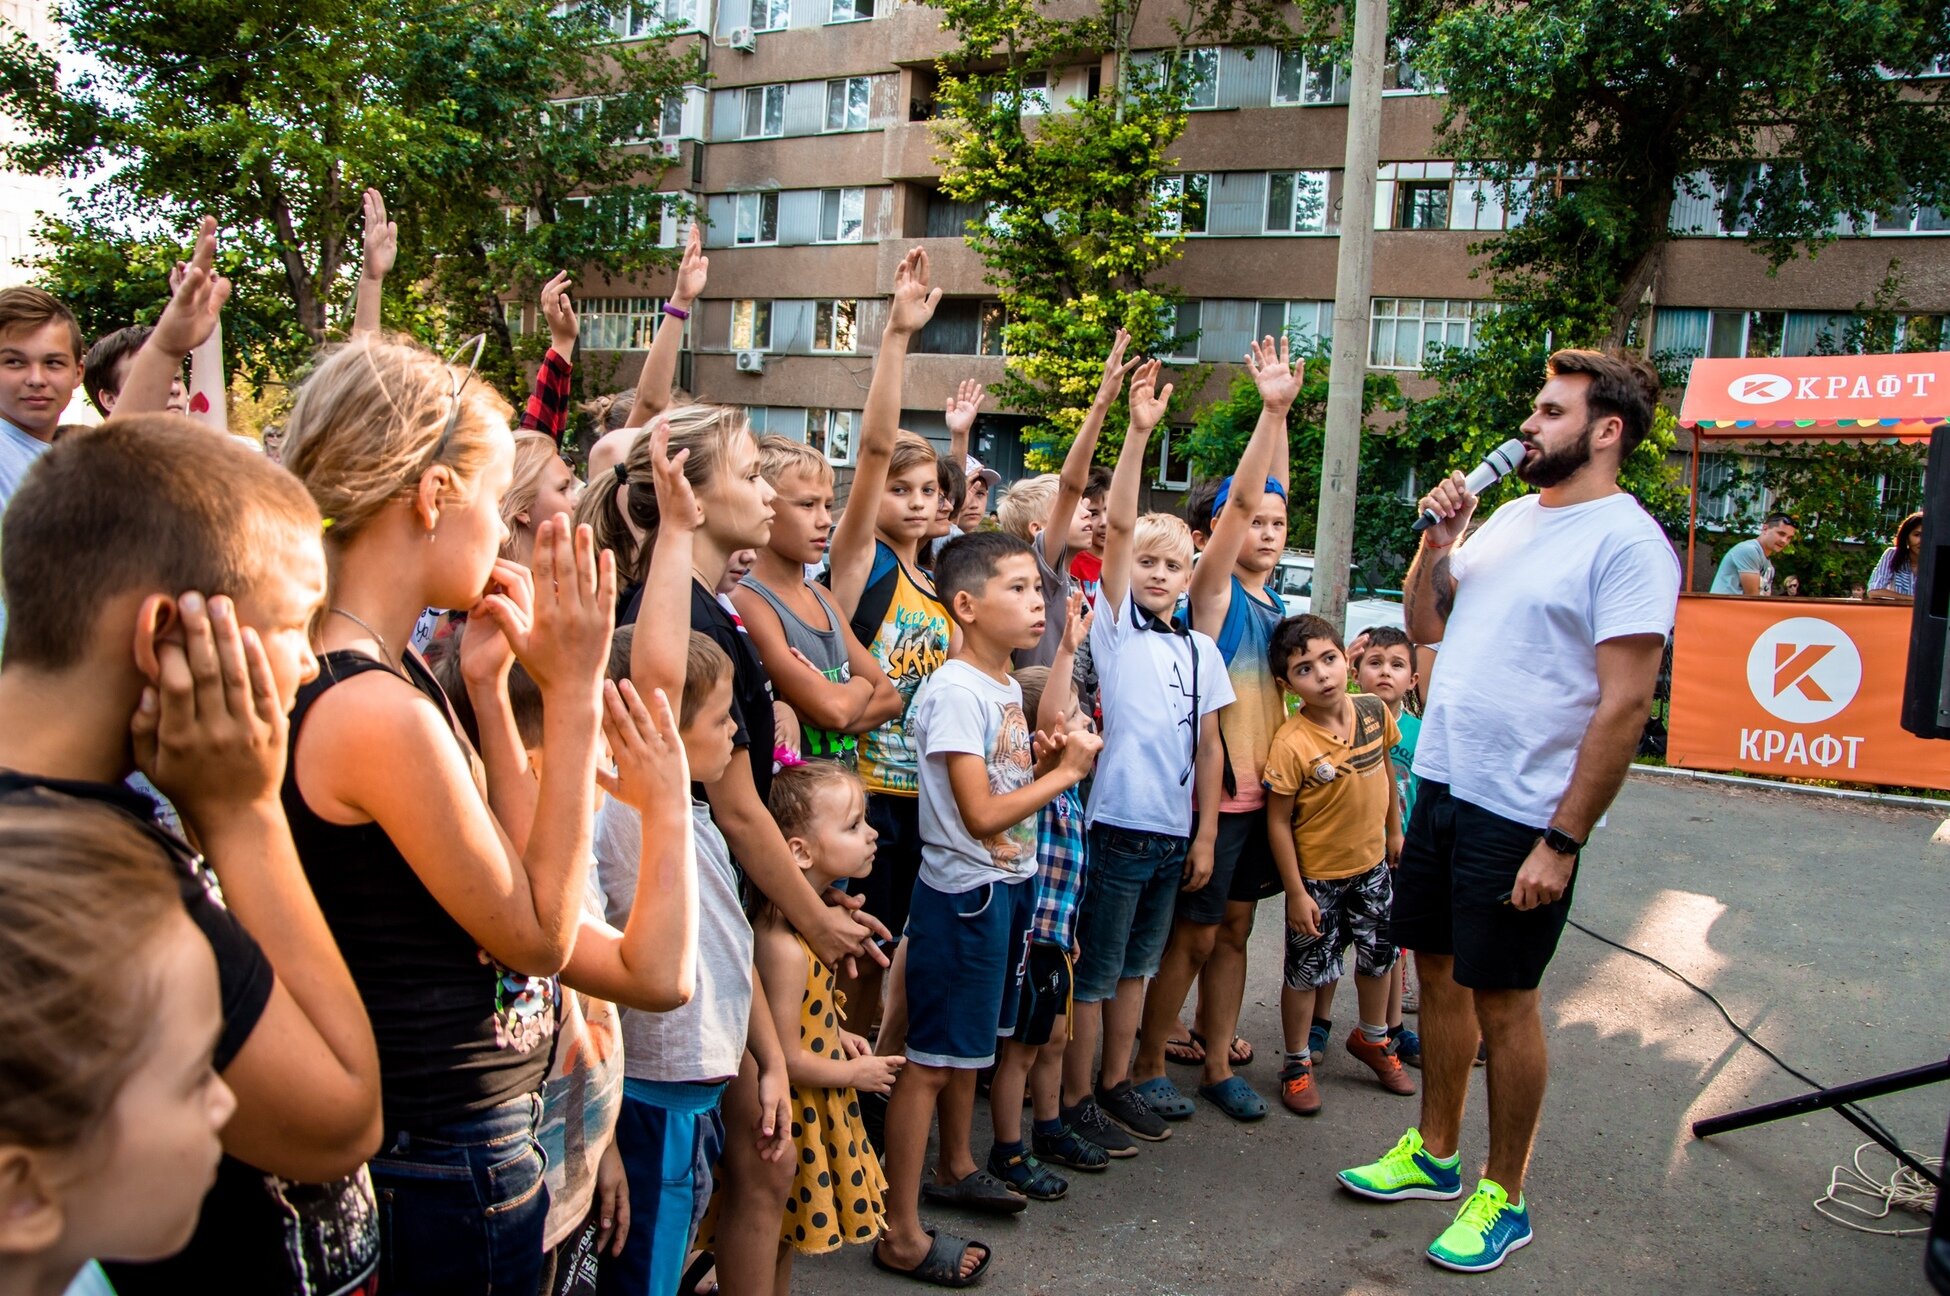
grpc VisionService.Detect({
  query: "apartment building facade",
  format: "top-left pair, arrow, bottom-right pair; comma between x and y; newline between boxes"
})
559,0 -> 1947,523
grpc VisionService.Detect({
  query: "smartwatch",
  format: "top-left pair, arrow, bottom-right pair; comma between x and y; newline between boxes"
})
1542,826 -> 1583,856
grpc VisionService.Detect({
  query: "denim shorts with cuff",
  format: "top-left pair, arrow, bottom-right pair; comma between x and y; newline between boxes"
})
1073,824 -> 1188,1003
903,875 -> 1035,1069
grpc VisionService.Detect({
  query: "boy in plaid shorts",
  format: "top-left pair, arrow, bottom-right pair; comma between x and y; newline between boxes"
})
987,594 -> 1117,1201
1264,615 -> 1416,1115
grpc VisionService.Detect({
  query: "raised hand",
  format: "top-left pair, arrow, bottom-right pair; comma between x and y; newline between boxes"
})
1093,328 -> 1142,406
151,217 -> 230,359
1245,333 -> 1301,412
648,416 -> 703,533
1126,358 -> 1174,435
943,379 -> 986,437
595,679 -> 691,816
886,247 -> 942,336
1059,589 -> 1091,656
672,220 -> 708,307
131,592 -> 287,824
512,516 -> 617,700
361,189 -> 398,282
539,271 -> 579,354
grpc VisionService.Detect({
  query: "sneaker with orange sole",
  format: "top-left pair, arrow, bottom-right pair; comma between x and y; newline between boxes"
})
1347,1031 -> 1417,1095
1277,1058 -> 1321,1116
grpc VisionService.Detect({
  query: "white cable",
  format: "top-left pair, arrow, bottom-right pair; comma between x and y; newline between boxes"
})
1813,1142 -> 1942,1236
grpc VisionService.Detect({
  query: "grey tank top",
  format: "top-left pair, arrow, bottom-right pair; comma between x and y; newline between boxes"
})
739,575 -> 857,764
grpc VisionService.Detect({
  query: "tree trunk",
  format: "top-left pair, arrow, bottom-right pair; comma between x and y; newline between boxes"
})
256,160 -> 325,342
1608,180 -> 1680,348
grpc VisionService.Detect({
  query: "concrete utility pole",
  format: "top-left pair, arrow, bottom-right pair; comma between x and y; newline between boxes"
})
1312,0 -> 1387,631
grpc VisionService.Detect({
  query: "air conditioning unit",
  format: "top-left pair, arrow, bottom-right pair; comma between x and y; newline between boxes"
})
734,349 -> 766,373
728,26 -> 756,51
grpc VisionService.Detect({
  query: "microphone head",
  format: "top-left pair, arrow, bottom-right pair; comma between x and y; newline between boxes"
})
1486,437 -> 1527,478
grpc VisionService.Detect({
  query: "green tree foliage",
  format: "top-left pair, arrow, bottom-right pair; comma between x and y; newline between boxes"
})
1182,340 -> 1411,581
0,0 -> 699,387
931,0 -> 1301,466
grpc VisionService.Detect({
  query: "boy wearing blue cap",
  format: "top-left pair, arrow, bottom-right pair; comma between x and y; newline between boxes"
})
1126,335 -> 1301,1124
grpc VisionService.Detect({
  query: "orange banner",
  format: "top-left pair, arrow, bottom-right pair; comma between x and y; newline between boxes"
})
1677,354 -> 1947,441
1668,597 -> 1950,790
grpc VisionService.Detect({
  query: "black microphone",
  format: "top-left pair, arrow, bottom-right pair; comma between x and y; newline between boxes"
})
1410,438 -> 1526,533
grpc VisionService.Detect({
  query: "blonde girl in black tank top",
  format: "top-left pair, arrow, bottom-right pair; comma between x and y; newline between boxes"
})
280,333 -> 623,1293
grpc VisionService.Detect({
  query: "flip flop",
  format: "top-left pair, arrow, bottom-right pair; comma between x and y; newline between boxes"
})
1198,1075 -> 1268,1122
1132,1076 -> 1196,1120
679,1252 -> 719,1296
1164,1031 -> 1205,1066
1229,1035 -> 1255,1066
922,1168 -> 1028,1214
872,1228 -> 993,1288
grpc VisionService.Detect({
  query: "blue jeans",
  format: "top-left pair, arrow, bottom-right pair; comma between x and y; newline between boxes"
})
372,1092 -> 549,1295
1073,825 -> 1188,1003
599,1080 -> 728,1296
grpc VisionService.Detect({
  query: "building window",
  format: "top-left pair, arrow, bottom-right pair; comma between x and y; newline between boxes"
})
1156,426 -> 1193,489
809,408 -> 857,464
1161,301 -> 1201,361
1382,36 -> 1432,94
828,0 -> 874,20
979,301 -> 1008,355
659,0 -> 701,30
751,0 -> 790,31
582,297 -> 663,351
1706,309 -> 1785,358
813,300 -> 859,352
1273,49 -> 1346,106
1877,463 -> 1926,530
1256,299 -> 1334,348
1017,70 -> 1053,115
1872,204 -> 1950,234
659,93 -> 685,139
1154,173 -> 1209,235
731,299 -> 773,351
1369,298 -> 1496,370
1266,171 -> 1331,233
818,187 -> 867,242
1397,180 -> 1451,230
1182,46 -> 1220,108
742,84 -> 785,138
825,76 -> 872,131
733,191 -> 780,245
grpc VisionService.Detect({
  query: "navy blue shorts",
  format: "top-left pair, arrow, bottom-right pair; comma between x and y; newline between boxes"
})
903,876 -> 1036,1069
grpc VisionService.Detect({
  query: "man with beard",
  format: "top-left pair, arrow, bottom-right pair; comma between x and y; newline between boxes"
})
1334,349 -> 1679,1274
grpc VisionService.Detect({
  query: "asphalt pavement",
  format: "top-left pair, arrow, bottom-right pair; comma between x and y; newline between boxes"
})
795,774 -> 1949,1296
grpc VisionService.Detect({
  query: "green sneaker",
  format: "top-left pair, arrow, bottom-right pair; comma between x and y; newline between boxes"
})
1427,1179 -> 1533,1273
1336,1127 -> 1463,1201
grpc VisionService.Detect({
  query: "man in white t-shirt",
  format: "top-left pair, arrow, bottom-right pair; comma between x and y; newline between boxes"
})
1337,349 -> 1679,1275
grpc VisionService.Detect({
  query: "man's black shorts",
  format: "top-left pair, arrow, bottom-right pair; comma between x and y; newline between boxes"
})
1390,779 -> 1577,991
1177,811 -> 1279,926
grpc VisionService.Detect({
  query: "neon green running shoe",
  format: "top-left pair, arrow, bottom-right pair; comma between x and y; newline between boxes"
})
1336,1127 -> 1463,1201
1427,1178 -> 1533,1273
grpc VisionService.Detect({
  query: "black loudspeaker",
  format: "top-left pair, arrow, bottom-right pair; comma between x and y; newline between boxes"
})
1902,427 -> 1950,740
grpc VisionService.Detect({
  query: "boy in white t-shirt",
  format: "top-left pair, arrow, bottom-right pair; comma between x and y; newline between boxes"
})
873,531 -> 1101,1286
1058,359 -> 1235,1148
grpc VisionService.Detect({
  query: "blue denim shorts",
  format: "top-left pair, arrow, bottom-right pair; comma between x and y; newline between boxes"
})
1073,825 -> 1188,1003
372,1092 -> 549,1296
903,875 -> 1035,1069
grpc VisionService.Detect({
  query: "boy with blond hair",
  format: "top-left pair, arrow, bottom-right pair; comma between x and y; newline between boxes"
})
1059,359 -> 1234,1148
995,332 -> 1140,669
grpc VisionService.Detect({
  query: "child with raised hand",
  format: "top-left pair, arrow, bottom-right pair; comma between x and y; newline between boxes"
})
0,414 -> 385,1294
1061,359 -> 1235,1151
1263,614 -> 1413,1117
1132,335 -> 1300,1125
0,805 -> 238,1296
825,248 -> 953,1048
755,761 -> 899,1289
875,531 -> 1102,1287
734,435 -> 901,765
995,331 -> 1140,670
989,590 -> 1110,1200
604,420 -> 796,1296
621,220 -> 710,431
280,331 -> 616,1293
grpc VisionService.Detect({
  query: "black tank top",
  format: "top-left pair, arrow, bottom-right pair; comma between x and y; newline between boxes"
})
282,650 -> 556,1134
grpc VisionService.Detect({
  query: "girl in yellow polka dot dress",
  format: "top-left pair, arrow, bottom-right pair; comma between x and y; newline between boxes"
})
756,762 -> 902,1283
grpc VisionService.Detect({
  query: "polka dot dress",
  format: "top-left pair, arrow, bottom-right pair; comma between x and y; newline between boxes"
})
781,936 -> 887,1254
